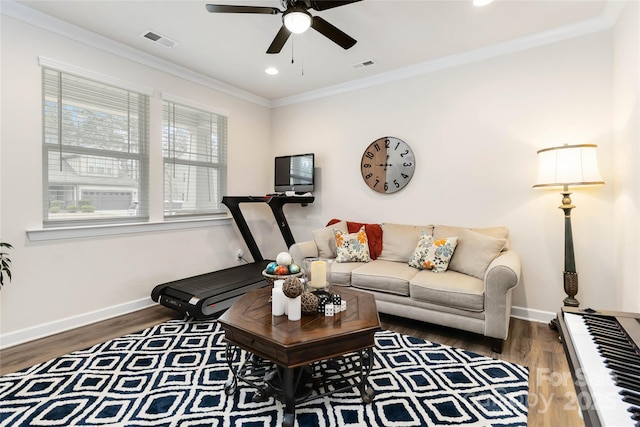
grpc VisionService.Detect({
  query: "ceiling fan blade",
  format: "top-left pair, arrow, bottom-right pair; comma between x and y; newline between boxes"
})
205,4 -> 280,14
266,25 -> 292,54
309,0 -> 361,11
311,16 -> 356,49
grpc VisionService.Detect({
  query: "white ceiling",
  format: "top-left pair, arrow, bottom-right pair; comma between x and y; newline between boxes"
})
11,0 -> 611,104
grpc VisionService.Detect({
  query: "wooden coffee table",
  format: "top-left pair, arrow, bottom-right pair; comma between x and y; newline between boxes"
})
218,286 -> 381,427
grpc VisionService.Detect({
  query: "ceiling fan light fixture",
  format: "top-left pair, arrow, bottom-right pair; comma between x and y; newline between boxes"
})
283,9 -> 312,34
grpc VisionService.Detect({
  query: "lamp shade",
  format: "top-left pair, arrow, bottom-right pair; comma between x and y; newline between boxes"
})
283,10 -> 312,34
533,144 -> 604,189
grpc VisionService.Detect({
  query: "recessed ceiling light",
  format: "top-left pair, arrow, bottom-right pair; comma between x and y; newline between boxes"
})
473,0 -> 494,6
265,67 -> 279,75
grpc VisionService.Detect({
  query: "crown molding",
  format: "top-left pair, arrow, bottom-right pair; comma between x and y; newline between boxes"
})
1,0 -> 623,110
601,0 -> 628,26
271,11 -> 616,108
0,0 -> 271,108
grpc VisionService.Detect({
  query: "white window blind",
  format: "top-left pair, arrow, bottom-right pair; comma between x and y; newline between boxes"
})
163,100 -> 228,217
42,68 -> 150,227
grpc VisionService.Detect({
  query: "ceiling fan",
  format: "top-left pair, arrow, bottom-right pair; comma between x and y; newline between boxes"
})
205,0 -> 361,54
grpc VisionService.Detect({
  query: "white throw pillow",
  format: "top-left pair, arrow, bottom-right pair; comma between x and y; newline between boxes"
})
448,228 -> 507,279
312,221 -> 348,258
379,223 -> 434,262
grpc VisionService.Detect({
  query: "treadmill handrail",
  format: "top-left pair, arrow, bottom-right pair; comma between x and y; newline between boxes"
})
221,195 -> 314,262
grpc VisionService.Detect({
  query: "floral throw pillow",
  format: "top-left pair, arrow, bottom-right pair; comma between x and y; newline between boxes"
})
334,226 -> 371,263
408,231 -> 458,273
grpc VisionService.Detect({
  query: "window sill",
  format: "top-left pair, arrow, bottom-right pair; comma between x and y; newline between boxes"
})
26,216 -> 232,242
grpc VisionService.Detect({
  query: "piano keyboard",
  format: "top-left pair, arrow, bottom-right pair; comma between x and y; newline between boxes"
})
563,312 -> 640,427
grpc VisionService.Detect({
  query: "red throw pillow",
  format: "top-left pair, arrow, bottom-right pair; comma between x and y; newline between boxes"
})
326,219 -> 382,260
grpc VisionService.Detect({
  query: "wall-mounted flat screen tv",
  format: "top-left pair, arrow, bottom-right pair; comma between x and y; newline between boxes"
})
274,153 -> 315,193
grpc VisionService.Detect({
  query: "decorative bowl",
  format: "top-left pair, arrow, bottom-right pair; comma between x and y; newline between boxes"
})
261,269 -> 303,287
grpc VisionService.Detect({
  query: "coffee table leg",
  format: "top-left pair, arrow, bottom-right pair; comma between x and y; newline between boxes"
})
359,347 -> 375,403
224,343 -> 239,395
282,367 -> 296,427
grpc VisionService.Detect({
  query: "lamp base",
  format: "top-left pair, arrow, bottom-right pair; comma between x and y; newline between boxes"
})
563,271 -> 579,307
549,271 -> 580,331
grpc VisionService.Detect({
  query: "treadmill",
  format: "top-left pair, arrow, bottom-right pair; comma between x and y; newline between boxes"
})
151,195 -> 314,319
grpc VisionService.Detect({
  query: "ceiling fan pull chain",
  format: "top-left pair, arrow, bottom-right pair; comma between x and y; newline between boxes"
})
301,35 -> 304,76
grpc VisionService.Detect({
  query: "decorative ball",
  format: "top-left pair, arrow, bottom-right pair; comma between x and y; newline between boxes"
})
276,252 -> 293,266
266,261 -> 278,274
282,277 -> 304,298
288,263 -> 301,274
274,265 -> 289,275
301,292 -> 319,314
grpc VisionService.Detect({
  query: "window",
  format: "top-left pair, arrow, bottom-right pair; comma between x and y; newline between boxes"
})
163,99 -> 228,217
42,68 -> 149,226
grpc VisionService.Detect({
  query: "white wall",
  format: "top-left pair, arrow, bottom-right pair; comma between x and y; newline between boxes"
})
272,31 -> 616,317
0,15 -> 273,345
2,3 -> 639,347
613,1 -> 640,313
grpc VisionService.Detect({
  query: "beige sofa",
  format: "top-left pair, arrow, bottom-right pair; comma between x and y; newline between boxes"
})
289,221 -> 521,353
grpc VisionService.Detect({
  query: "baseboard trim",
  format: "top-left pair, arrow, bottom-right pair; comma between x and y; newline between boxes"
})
511,305 -> 556,324
0,297 -> 156,350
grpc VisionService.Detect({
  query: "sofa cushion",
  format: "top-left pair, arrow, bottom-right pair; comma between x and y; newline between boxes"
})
330,261 -> 362,286
408,232 -> 458,273
312,221 -> 348,258
448,228 -> 507,279
327,219 -> 383,260
335,226 -> 371,263
410,270 -> 485,312
351,260 -> 418,296
378,223 -> 434,262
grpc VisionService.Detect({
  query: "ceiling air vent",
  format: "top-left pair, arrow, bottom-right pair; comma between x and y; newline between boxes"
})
352,59 -> 377,70
141,30 -> 177,48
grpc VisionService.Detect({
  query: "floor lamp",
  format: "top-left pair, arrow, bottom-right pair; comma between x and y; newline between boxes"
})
533,144 -> 604,329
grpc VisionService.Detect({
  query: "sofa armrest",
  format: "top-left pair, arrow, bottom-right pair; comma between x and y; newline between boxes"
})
289,240 -> 319,264
483,250 -> 522,340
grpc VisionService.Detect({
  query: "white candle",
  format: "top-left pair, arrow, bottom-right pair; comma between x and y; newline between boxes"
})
287,296 -> 301,321
310,260 -> 327,288
272,287 -> 285,316
274,280 -> 287,315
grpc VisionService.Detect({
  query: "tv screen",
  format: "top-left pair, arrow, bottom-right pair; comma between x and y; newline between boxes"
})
274,153 -> 314,193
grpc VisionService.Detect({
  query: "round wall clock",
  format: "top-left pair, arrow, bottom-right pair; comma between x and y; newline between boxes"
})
360,136 -> 415,194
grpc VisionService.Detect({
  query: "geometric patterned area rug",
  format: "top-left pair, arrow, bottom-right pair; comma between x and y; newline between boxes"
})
0,318 -> 528,426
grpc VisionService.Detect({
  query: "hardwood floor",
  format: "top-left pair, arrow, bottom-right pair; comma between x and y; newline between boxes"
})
0,305 -> 584,426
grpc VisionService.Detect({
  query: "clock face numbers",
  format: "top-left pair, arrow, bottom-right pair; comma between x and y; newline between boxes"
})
360,137 -> 415,194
